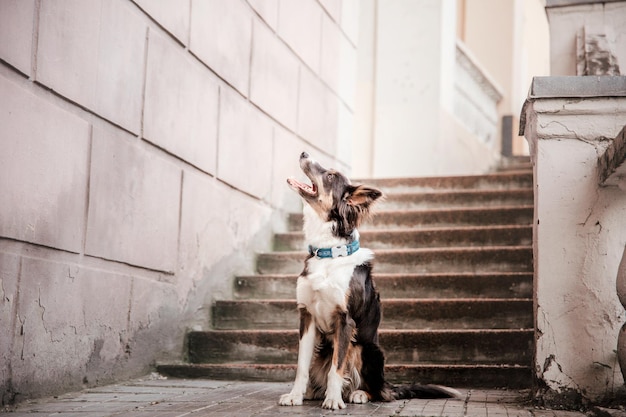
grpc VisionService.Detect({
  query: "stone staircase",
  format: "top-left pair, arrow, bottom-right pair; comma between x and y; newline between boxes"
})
158,167 -> 534,389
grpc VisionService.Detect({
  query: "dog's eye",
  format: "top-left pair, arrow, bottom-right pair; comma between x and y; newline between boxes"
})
327,173 -> 334,181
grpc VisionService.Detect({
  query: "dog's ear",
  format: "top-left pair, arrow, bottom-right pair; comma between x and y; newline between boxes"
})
344,185 -> 383,208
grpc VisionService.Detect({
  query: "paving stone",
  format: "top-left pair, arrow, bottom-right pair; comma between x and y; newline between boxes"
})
6,379 -> 589,416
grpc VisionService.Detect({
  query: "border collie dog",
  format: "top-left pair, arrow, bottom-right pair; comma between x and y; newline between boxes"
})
280,152 -> 459,410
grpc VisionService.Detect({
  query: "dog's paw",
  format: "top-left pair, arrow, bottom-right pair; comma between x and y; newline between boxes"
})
349,390 -> 369,404
322,395 -> 346,410
279,392 -> 303,406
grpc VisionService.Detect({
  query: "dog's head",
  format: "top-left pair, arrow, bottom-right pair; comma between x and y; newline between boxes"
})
287,152 -> 382,239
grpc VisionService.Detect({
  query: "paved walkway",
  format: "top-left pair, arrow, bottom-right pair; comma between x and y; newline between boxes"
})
4,375 -> 587,417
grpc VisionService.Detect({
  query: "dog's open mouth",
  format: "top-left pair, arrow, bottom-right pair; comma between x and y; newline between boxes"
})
287,177 -> 317,196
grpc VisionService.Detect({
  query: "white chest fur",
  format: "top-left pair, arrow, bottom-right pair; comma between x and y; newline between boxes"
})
297,203 -> 374,331
296,248 -> 373,332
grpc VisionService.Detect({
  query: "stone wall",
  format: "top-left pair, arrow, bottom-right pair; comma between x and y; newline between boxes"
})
0,0 -> 357,404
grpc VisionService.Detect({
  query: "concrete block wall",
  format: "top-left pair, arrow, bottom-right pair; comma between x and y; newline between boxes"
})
0,0 -> 358,404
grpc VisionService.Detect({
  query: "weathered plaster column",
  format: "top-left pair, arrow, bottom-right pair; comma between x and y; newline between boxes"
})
521,76 -> 626,403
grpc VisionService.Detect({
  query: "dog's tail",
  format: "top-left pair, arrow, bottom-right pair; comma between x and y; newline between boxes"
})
391,384 -> 462,400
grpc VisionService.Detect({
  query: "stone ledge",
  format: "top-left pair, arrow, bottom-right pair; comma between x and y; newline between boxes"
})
546,0 -> 624,7
530,76 -> 626,99
520,76 -> 626,135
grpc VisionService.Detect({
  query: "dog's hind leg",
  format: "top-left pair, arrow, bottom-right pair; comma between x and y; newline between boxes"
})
322,309 -> 354,410
279,308 -> 315,406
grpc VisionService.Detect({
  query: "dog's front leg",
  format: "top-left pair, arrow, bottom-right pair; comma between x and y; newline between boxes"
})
322,309 -> 354,410
279,307 -> 315,406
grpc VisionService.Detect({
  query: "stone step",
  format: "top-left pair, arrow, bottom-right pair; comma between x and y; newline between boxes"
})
354,171 -> 532,193
256,246 -> 533,275
212,298 -> 533,330
287,205 -> 533,231
186,329 -> 533,366
156,363 -> 532,389
498,156 -> 532,172
275,225 -> 532,251
378,188 -> 533,210
233,272 -> 533,300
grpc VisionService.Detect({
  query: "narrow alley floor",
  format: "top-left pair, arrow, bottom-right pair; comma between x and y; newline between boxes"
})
2,375 -> 590,417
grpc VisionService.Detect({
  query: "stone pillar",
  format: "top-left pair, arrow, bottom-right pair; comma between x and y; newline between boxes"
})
521,75 -> 626,403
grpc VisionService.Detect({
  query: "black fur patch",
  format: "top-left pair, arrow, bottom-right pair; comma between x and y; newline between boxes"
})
299,308 -> 312,339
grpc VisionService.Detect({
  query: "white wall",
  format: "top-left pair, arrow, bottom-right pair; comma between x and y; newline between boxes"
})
0,0 -> 357,403
353,0 -> 549,178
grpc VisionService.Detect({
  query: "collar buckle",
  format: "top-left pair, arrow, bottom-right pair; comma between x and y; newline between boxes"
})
308,240 -> 360,259
331,245 -> 349,258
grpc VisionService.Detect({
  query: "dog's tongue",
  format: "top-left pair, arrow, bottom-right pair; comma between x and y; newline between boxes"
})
287,177 -> 316,195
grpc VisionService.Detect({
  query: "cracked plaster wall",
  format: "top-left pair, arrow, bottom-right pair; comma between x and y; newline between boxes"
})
524,96 -> 626,401
0,0 -> 357,405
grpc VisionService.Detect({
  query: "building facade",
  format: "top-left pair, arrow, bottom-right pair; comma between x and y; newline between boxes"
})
1,0 -> 550,405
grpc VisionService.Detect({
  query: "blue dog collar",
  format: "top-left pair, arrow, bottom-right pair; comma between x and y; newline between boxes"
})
308,240 -> 360,259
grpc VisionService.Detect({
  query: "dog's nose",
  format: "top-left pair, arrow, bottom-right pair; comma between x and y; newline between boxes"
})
300,151 -> 309,159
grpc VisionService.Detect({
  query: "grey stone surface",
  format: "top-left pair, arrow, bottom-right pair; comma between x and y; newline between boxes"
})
10,258 -> 132,398
277,0 -> 322,71
178,169 -> 274,320
86,126 -> 181,273
529,76 -> 626,98
298,66 -> 338,154
143,31 -> 219,175
37,0 -> 146,133
190,0 -> 252,96
0,75 -> 90,253
217,88 -> 274,200
546,0 -> 624,7
133,0 -> 190,44
320,13 -> 357,109
0,253 -> 19,405
4,377 -> 590,417
247,0 -> 278,30
0,0 -> 35,76
250,20 -> 299,131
